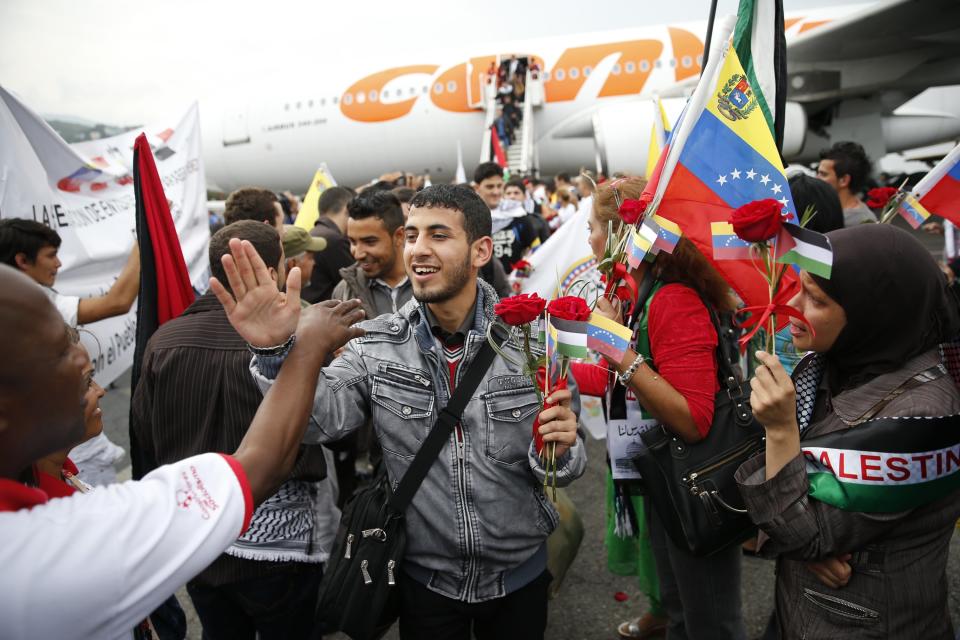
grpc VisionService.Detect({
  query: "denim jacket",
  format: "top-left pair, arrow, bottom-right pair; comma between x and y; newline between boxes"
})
251,279 -> 587,602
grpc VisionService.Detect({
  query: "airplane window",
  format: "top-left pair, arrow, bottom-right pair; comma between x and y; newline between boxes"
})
343,94 -> 353,105
369,90 -> 377,102
669,58 -> 676,68
320,98 -> 326,106
447,80 -> 456,92
382,90 -> 388,99
333,96 -> 339,105
308,100 -> 314,108
434,82 -> 443,94
410,87 -> 416,95
543,71 -> 550,81
422,85 -> 428,94
583,66 -> 592,77
696,54 -> 703,66
284,104 -> 290,111
655,59 -> 663,68
612,64 -> 621,75
569,67 -> 580,79
640,60 -> 651,72
357,92 -> 366,104
296,102 -> 302,109
625,61 -> 636,74
555,69 -> 565,81
682,56 -> 692,68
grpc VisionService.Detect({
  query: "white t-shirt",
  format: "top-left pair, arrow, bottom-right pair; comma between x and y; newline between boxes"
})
43,287 -> 80,327
0,452 -> 252,640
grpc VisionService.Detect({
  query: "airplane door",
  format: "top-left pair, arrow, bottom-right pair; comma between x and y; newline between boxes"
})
222,107 -> 250,146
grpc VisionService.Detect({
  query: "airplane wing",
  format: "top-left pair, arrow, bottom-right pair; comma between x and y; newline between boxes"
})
786,0 -> 960,108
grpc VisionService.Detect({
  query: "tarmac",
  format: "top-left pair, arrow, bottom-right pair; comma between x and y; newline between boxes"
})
100,365 -> 960,639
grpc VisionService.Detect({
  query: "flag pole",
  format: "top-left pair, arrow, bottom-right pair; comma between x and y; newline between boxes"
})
701,0 -> 720,76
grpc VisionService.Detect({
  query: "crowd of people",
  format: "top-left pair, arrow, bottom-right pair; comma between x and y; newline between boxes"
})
0,134 -> 958,640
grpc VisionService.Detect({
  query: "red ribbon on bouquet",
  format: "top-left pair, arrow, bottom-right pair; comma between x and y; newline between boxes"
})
736,303 -> 814,352
533,367 -> 568,456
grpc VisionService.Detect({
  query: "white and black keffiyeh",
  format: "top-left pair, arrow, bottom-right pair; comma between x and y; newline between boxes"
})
794,353 -> 825,433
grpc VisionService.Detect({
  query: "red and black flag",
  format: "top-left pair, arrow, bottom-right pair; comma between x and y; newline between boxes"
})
128,133 -> 195,479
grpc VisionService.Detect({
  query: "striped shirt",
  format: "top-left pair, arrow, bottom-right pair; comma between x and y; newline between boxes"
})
130,292 -> 327,585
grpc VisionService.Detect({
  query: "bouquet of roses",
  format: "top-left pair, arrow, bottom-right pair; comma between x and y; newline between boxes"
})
726,198 -> 823,353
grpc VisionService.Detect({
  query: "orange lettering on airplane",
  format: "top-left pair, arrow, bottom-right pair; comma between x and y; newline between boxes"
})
667,27 -> 704,82
799,19 -> 831,33
545,40 -> 663,102
431,56 -> 496,113
341,65 -> 439,123
784,17 -> 802,30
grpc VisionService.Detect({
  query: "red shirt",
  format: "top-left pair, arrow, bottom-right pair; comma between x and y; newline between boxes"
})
569,283 -> 718,437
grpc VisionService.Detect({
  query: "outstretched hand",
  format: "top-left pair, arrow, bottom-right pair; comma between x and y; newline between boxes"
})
296,300 -> 367,358
210,238 -> 301,348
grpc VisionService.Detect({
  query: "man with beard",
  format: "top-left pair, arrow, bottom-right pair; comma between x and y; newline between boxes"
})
333,190 -> 412,319
230,184 -> 587,639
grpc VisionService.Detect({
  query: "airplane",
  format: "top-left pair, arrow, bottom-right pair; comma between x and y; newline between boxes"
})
201,0 -> 960,192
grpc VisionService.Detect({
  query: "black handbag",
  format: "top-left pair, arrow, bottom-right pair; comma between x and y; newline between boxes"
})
632,300 -> 765,557
314,332 -> 502,640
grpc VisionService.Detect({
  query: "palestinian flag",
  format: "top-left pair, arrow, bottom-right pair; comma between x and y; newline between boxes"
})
128,133 -> 195,478
548,316 -> 588,359
777,222 -> 833,279
802,414 -> 960,513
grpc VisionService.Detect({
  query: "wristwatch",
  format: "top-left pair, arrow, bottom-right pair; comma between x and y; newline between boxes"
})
247,334 -> 296,357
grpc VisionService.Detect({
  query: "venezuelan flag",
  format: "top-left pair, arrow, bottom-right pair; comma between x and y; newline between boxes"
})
898,193 -> 932,229
627,222 -> 659,269
711,222 -> 754,260
913,142 -> 960,225
652,214 -> 682,254
586,312 -> 632,363
640,18 -> 799,310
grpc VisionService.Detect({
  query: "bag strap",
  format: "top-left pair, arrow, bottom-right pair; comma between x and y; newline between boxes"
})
387,325 -> 507,513
846,364 -> 947,425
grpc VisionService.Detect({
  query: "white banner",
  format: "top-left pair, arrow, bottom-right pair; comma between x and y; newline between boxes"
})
516,206 -> 600,299
0,86 -> 209,385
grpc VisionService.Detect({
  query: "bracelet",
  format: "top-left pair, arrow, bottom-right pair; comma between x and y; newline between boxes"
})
617,352 -> 645,387
248,334 -> 296,357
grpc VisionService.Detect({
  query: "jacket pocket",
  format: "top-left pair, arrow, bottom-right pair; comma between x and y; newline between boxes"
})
798,587 -> 884,638
482,386 -> 541,466
371,377 -> 435,460
533,487 -> 560,535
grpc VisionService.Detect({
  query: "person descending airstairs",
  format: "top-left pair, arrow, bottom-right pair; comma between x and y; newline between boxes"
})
478,56 -> 544,176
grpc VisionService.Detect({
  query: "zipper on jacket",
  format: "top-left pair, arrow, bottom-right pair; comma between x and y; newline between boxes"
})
454,418 -> 477,598
344,533 -> 354,559
360,559 -> 372,585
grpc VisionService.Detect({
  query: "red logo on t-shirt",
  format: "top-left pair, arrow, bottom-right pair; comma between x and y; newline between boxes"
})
175,466 -> 221,520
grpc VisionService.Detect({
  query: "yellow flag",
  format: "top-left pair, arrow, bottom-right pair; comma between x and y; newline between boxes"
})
294,163 -> 337,230
645,96 -> 671,180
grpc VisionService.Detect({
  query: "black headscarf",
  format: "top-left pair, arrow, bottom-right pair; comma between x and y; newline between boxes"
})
810,224 -> 959,390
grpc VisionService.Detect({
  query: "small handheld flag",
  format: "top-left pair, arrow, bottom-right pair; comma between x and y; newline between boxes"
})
711,221 -> 754,260
587,313 -> 633,363
652,214 -> 682,254
776,222 -> 833,279
627,222 -> 659,269
549,316 -> 589,359
898,192 -> 932,229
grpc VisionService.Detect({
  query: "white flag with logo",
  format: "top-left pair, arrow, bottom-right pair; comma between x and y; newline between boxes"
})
0,86 -> 209,385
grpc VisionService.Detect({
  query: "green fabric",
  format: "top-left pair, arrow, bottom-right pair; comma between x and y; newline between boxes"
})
602,280 -> 665,616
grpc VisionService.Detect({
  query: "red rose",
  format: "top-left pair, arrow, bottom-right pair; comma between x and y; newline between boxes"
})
511,259 -> 531,270
618,198 -> 648,225
729,199 -> 788,243
494,293 -> 546,326
547,295 -> 591,321
866,187 -> 898,209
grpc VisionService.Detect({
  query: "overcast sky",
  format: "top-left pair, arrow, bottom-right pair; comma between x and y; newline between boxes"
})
0,0 -> 867,125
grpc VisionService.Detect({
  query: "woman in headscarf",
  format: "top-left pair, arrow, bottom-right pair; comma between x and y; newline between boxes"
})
736,224 -> 960,639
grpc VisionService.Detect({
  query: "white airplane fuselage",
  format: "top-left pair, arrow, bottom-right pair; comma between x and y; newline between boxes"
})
200,4 -> 957,192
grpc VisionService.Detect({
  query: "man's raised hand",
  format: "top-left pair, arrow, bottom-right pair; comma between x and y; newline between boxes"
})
210,238 -> 301,347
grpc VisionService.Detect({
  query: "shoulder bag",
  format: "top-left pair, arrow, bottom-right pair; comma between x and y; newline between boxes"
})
632,296 -> 765,557
314,329 -> 504,639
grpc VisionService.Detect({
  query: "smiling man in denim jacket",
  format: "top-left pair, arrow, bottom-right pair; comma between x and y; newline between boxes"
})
222,184 -> 587,639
